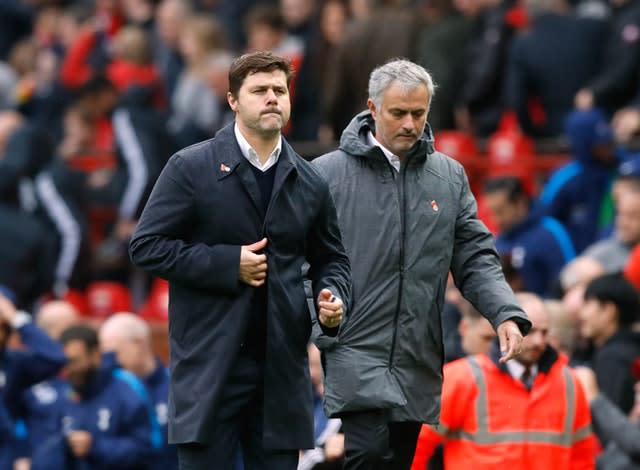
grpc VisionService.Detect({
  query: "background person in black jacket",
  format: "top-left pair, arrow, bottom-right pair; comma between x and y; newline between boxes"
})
129,51 -> 351,470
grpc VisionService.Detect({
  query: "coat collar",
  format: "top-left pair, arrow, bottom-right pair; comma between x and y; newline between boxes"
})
213,122 -> 298,218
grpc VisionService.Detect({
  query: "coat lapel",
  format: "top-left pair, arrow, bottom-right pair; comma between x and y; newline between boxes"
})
215,125 -> 264,218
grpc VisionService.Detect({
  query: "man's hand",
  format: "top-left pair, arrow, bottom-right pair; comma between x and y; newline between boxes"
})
239,238 -> 268,287
496,320 -> 523,363
67,430 -> 93,457
0,294 -> 17,326
574,366 -> 599,403
324,433 -> 345,461
317,289 -> 343,328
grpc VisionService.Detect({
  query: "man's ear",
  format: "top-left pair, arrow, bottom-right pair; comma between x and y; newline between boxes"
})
367,98 -> 377,120
227,91 -> 238,112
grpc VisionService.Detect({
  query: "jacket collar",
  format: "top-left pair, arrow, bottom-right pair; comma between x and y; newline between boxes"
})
488,341 -> 559,376
338,110 -> 436,163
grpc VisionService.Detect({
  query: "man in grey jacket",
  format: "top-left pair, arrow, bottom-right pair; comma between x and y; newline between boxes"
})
312,59 -> 532,470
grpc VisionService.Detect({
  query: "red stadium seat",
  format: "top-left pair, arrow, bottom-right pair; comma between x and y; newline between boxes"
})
435,130 -> 484,195
139,278 -> 169,321
86,281 -> 133,318
486,117 -> 537,196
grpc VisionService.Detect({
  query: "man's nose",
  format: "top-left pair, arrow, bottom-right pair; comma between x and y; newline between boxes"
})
265,89 -> 277,103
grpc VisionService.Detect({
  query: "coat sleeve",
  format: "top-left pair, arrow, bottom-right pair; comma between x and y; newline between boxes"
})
569,370 -> 597,470
449,167 -> 531,335
589,393 -> 640,460
305,178 -> 352,337
13,323 -> 66,389
129,153 -> 242,295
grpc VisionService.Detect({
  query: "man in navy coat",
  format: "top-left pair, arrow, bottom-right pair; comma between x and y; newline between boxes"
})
129,51 -> 351,469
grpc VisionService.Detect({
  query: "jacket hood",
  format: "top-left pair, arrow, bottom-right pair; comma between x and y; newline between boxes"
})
564,108 -> 614,163
338,110 -> 435,159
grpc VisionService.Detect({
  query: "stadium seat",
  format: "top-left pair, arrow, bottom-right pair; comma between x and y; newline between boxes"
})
139,278 -> 169,321
86,281 -> 133,318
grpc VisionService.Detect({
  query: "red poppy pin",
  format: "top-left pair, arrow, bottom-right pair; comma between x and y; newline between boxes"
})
431,200 -> 439,212
220,163 -> 231,173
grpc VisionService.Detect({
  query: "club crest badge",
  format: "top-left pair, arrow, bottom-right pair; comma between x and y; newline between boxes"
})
431,200 -> 439,212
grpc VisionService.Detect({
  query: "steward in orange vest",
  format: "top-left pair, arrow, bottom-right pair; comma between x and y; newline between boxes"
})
412,293 -> 596,470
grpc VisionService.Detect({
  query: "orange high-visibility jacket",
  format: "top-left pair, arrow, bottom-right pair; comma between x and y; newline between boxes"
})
411,349 -> 595,470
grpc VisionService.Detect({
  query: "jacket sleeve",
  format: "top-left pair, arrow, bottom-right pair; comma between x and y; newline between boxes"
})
305,178 -> 352,337
13,323 -> 67,389
589,393 -> 640,460
449,167 -> 531,335
113,109 -> 151,220
129,153 -> 242,295
87,389 -> 153,467
569,369 -> 597,470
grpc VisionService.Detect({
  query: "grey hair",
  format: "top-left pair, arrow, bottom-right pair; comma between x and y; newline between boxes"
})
368,59 -> 436,110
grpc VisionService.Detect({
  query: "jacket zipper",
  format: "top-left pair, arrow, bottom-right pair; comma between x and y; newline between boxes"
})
388,162 -> 407,368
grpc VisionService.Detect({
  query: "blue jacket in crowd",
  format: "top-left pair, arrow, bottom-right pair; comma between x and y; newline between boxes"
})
495,207 -> 576,296
539,109 -> 619,253
143,360 -> 177,470
0,320 -> 66,470
31,365 -> 154,470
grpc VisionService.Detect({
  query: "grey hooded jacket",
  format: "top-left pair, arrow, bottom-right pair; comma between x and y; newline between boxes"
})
312,111 -> 531,423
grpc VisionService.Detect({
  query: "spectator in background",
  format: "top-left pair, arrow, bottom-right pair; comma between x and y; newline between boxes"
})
32,324 -> 154,470
539,109 -> 619,253
292,0 -> 351,141
505,0 -> 607,137
484,175 -> 576,296
0,204 -> 56,309
454,0 -> 518,136
17,299 -> 79,470
153,0 -> 188,101
322,0 -> 419,140
545,299 -> 581,359
445,300 -> 498,362
99,312 -> 177,470
579,273 -> 640,414
575,365 -> 640,470
411,293 -> 596,470
574,0 -> 640,113
0,109 -> 52,208
0,293 -> 66,470
582,179 -> 640,272
168,15 -> 228,148
414,0 -> 474,133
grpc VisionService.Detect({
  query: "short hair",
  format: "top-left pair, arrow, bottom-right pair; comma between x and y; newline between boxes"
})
584,273 -> 640,327
100,312 -> 150,342
228,51 -> 293,98
368,59 -> 436,110
483,176 -> 528,203
60,325 -> 99,351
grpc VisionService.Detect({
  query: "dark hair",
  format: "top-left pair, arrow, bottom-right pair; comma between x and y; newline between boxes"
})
483,176 -> 527,203
228,51 -> 293,98
584,273 -> 640,327
78,74 -> 117,99
59,324 -> 99,350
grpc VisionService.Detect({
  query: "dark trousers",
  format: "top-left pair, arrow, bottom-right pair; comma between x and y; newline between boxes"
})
340,410 -> 421,470
177,355 -> 298,470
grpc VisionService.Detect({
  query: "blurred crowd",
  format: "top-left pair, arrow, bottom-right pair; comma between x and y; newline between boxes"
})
1,0 -> 640,468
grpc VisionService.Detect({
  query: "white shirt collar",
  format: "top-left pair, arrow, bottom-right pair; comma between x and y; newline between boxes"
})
234,123 -> 282,172
367,131 -> 400,172
506,360 -> 538,382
